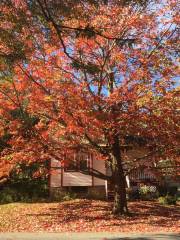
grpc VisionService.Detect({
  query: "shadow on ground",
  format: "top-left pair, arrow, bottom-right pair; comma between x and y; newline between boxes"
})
102,234 -> 180,240
25,199 -> 180,232
102,238 -> 151,240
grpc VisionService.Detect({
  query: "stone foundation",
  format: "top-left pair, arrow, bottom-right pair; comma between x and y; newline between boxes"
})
49,187 -> 66,200
88,186 -> 106,200
49,186 -> 106,200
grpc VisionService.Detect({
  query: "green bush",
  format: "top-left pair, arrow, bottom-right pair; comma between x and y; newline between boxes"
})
139,185 -> 158,200
126,187 -> 140,200
10,180 -> 48,199
0,179 -> 49,204
157,185 -> 167,197
51,190 -> 77,202
158,185 -> 178,197
86,189 -> 105,200
167,186 -> 177,196
0,188 -> 18,203
62,192 -> 77,201
0,161 -> 49,204
158,195 -> 177,205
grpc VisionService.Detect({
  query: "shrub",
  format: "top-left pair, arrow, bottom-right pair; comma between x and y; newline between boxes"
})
139,185 -> 158,200
51,190 -> 77,202
10,180 -> 49,200
0,180 -> 49,204
157,185 -> 167,197
126,188 -> 140,200
167,186 -> 177,196
0,161 -> 49,204
0,188 -> 18,203
158,195 -> 177,205
158,186 -> 178,197
62,192 -> 77,201
86,188 -> 105,200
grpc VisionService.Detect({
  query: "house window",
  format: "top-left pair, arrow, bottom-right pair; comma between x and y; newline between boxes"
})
64,152 -> 90,172
65,159 -> 77,171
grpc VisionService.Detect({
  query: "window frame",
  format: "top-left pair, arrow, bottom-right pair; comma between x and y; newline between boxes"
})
64,151 -> 90,172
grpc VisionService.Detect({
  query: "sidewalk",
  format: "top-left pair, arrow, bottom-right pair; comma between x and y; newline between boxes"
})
0,232 -> 179,240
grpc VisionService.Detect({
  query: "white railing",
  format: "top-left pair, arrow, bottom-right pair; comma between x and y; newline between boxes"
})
129,169 -> 155,180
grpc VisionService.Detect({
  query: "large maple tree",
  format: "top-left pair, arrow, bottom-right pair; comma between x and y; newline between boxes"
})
0,0 -> 179,214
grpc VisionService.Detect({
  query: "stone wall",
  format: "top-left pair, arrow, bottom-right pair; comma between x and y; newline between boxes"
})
49,186 -> 106,200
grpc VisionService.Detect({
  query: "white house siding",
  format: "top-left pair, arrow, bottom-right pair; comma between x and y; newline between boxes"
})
50,155 -> 106,188
50,159 -> 61,188
62,157 -> 106,187
63,172 -> 92,186
51,147 -> 151,188
93,158 -> 106,186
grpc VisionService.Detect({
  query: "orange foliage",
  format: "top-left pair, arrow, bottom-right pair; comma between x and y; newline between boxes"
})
0,0 -> 179,179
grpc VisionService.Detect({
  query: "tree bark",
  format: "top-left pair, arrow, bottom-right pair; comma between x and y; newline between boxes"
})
111,135 -> 128,215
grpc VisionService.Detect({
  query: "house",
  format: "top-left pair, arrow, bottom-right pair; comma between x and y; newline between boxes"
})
49,145 -> 158,198
50,151 -> 107,197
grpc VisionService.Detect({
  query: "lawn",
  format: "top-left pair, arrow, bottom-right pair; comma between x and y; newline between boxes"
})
0,199 -> 179,232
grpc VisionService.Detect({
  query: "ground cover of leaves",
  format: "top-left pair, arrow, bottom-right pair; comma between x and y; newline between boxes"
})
0,199 -> 179,232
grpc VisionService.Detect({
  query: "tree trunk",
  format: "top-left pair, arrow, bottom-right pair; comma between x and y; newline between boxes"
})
113,172 -> 128,215
111,135 -> 128,215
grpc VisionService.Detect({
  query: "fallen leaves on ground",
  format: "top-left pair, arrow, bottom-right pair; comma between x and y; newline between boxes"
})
0,199 -> 179,232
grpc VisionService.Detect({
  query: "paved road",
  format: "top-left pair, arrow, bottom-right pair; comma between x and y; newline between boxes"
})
0,233 -> 179,240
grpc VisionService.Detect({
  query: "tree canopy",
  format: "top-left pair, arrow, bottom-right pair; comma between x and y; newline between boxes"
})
0,0 -> 179,214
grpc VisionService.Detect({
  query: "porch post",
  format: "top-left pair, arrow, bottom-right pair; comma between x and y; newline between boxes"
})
105,180 -> 108,200
126,175 -> 130,188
